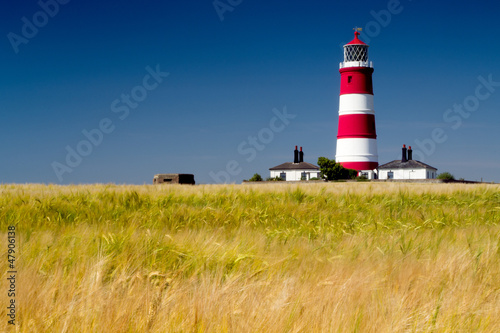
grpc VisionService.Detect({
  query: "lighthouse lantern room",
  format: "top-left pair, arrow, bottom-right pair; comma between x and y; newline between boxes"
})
335,29 -> 378,179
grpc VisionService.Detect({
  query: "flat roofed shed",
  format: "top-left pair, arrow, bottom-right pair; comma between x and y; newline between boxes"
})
153,173 -> 195,185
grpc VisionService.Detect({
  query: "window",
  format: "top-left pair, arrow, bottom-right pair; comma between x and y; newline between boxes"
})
348,76 -> 352,83
387,171 -> 394,179
344,45 -> 368,62
280,172 -> 286,181
301,172 -> 307,180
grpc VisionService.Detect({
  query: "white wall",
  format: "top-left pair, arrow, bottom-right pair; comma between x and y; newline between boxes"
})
336,138 -> 378,163
378,168 -> 437,180
270,170 -> 321,181
339,94 -> 374,115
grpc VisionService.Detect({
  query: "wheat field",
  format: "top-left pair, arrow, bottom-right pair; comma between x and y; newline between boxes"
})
1,182 -> 499,332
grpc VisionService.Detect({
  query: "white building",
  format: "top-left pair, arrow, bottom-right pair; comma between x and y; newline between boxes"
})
269,162 -> 321,181
269,146 -> 320,181
378,145 -> 438,180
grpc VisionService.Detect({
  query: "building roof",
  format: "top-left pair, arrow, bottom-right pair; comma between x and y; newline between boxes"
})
154,173 -> 193,177
378,160 -> 437,170
269,162 -> 320,171
345,31 -> 367,45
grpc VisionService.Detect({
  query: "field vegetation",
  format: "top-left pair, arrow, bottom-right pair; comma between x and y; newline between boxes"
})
1,183 -> 500,332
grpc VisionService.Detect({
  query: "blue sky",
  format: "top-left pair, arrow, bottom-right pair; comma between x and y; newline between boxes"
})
1,0 -> 500,184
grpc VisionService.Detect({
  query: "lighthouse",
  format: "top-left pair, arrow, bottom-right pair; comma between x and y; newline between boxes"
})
335,29 -> 378,179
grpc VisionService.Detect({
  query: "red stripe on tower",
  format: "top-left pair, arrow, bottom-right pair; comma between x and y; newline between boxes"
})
340,161 -> 379,170
335,29 -> 378,179
339,67 -> 374,95
337,114 -> 377,139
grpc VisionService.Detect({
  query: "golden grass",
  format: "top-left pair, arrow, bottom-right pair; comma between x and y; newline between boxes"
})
1,183 -> 500,332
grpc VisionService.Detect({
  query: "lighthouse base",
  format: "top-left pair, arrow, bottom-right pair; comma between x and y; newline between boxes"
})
338,161 -> 378,171
338,162 -> 378,180
335,138 -> 379,177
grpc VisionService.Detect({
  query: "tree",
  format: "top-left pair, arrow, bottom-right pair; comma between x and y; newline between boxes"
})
249,173 -> 263,182
437,172 -> 455,180
317,157 -> 358,180
317,157 -> 336,180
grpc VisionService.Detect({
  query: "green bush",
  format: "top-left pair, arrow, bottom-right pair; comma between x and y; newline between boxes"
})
249,173 -> 263,182
356,175 -> 369,182
437,172 -> 455,180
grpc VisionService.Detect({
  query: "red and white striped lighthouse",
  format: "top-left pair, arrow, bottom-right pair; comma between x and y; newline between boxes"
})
335,29 -> 378,179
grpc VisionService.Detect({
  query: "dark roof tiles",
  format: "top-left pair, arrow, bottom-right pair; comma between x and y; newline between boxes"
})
378,160 -> 437,170
269,162 -> 319,171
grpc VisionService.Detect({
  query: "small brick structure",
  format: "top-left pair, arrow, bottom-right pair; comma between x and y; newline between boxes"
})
153,174 -> 195,185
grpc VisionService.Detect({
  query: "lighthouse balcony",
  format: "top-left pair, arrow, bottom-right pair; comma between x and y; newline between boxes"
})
339,61 -> 373,69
